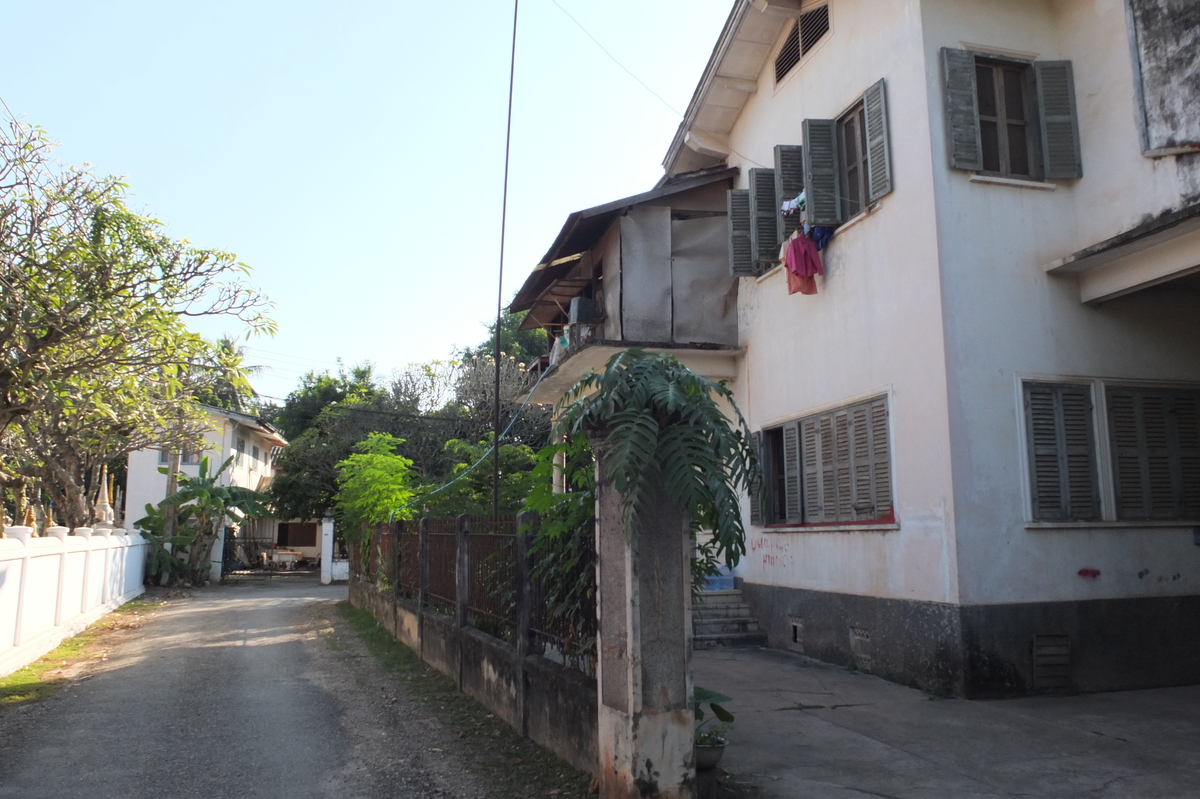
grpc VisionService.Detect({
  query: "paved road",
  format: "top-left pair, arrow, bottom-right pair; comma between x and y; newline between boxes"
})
0,576 -> 484,799
697,647 -> 1200,798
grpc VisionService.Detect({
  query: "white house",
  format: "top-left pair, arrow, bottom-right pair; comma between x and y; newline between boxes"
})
125,405 -> 288,579
514,0 -> 1200,696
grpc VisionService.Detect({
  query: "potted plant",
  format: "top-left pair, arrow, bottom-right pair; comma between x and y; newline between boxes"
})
694,686 -> 735,771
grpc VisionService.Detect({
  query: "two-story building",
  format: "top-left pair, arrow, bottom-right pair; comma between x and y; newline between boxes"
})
125,405 -> 288,579
514,0 -> 1200,696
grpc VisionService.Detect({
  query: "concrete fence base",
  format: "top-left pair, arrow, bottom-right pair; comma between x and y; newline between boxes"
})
349,581 -> 598,774
0,527 -> 147,678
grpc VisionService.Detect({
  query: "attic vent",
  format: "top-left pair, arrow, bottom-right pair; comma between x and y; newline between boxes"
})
773,5 -> 830,84
800,5 -> 830,55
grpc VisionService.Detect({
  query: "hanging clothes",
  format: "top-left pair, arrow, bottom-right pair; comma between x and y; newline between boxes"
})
785,230 -> 823,296
811,225 -> 835,251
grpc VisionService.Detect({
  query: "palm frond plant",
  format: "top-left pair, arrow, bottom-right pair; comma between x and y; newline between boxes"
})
553,349 -> 759,566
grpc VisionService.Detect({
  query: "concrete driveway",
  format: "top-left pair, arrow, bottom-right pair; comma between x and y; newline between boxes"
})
695,647 -> 1200,798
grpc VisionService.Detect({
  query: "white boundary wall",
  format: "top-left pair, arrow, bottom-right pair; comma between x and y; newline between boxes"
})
0,525 -> 146,678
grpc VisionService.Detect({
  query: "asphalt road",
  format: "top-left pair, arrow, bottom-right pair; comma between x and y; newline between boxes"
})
0,576 -> 486,799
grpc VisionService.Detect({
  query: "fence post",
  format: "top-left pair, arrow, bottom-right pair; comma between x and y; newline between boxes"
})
456,514 -> 471,628
393,520 -> 403,602
418,517 -> 430,610
515,510 -> 537,736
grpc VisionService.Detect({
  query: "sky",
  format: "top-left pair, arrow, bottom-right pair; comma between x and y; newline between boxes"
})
0,0 -> 734,404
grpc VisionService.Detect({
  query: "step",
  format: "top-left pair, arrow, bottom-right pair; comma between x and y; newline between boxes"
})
693,603 -> 754,620
693,589 -> 746,606
693,631 -> 768,650
693,617 -> 761,636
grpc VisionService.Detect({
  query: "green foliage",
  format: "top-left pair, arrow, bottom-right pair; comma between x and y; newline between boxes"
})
694,686 -> 735,745
335,433 -> 416,546
157,456 -> 272,583
417,437 -> 537,517
459,310 -> 549,366
553,349 -> 759,566
522,434 -> 597,659
133,503 -> 197,580
271,362 -> 379,441
189,337 -> 262,413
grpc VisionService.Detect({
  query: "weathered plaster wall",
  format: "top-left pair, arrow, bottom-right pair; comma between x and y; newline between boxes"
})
728,0 -> 959,605
921,0 -> 1200,606
1126,0 -> 1200,154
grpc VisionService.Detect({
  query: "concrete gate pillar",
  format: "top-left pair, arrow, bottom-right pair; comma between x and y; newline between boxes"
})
320,513 -> 335,585
594,442 -> 695,799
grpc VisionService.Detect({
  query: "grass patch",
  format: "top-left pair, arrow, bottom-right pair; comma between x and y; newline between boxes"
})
0,596 -> 165,707
337,600 -> 594,799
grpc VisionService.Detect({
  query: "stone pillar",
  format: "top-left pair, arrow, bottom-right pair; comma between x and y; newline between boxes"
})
594,444 -> 695,799
320,513 -> 334,585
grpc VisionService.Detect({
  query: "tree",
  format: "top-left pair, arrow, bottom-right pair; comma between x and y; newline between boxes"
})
418,437 -> 537,517
459,309 -> 548,366
154,455 -> 271,583
270,362 -> 378,441
334,433 -> 416,550
0,115 -> 272,436
189,337 -> 263,414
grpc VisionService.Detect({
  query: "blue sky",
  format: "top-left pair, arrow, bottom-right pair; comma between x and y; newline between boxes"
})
0,0 -> 732,402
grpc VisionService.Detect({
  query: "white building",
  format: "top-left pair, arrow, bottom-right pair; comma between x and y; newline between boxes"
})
125,405 -> 288,579
514,0 -> 1200,696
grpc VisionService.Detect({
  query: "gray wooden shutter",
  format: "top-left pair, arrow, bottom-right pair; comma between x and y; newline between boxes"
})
800,417 -> 822,523
1025,383 -> 1099,521
774,144 -> 806,243
748,167 -> 779,267
782,422 -> 803,523
750,429 -> 765,526
941,47 -> 983,171
727,189 -> 755,276
1175,392 -> 1200,519
802,118 -> 842,226
863,78 -> 894,201
1035,61 -> 1082,179
848,397 -> 892,521
870,397 -> 892,517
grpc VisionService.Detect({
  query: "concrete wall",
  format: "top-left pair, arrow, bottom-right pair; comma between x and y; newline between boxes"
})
0,527 -> 146,678
349,582 -> 598,775
727,0 -> 959,606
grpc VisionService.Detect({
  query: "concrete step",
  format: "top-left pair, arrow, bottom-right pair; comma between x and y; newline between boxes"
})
694,617 -> 761,636
693,589 -> 744,606
693,603 -> 754,620
693,631 -> 768,650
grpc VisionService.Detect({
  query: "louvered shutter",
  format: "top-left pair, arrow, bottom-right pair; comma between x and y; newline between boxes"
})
1024,383 -> 1099,521
750,430 -> 765,526
870,398 -> 892,517
1108,389 -> 1146,520
802,118 -> 842,226
748,168 -> 779,267
727,189 -> 755,276
941,47 -> 983,171
1035,61 -> 1082,179
782,422 -> 803,523
1175,392 -> 1200,518
774,144 -> 806,244
863,78 -> 894,201
801,417 -> 822,523
848,399 -> 892,520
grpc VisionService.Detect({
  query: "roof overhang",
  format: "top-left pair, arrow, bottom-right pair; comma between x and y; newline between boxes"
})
662,0 -> 804,175
526,342 -> 743,406
509,166 -> 739,312
1043,201 -> 1200,303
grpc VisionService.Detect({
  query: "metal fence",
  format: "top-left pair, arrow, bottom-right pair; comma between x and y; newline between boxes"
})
355,513 -> 597,674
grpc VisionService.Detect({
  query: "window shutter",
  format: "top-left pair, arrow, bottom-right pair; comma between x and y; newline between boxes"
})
802,118 -> 842,226
1034,61 -> 1082,180
750,430 -> 765,526
783,422 -> 803,523
818,414 -> 838,521
863,78 -> 894,202
1175,393 -> 1200,518
941,47 -> 983,171
870,398 -> 892,517
1025,383 -> 1099,521
727,189 -> 755,276
801,417 -> 822,523
748,167 -> 779,266
774,144 -> 806,243
1108,389 -> 1147,520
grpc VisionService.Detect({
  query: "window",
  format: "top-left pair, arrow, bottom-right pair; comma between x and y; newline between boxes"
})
752,396 -> 893,526
774,4 -> 829,84
727,79 -> 893,275
941,48 -> 1082,180
159,447 -> 201,465
252,444 -> 260,464
1023,381 -> 1200,522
